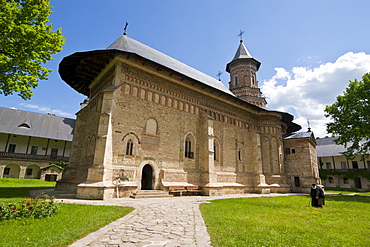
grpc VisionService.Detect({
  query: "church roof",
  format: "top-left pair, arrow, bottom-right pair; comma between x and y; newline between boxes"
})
59,35 -> 233,97
283,131 -> 315,144
226,40 -> 261,72
0,107 -> 75,141
107,35 -> 233,95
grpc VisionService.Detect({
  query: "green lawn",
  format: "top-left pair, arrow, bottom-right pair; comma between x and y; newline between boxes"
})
0,178 -> 134,247
324,187 -> 370,196
200,195 -> 370,247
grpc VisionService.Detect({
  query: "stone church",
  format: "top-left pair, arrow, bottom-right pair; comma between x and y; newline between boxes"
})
56,34 -> 320,199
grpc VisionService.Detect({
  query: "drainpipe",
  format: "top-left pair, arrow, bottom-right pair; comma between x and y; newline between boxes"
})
332,156 -> 336,170
62,140 -> 67,157
4,134 -> 10,152
45,138 -> 50,156
26,136 -> 31,154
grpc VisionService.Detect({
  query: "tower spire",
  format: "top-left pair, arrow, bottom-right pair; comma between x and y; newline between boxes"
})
226,37 -> 266,107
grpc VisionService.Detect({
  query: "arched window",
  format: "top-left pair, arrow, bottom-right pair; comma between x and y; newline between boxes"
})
251,75 -> 255,85
126,139 -> 133,155
185,138 -> 192,158
184,133 -> 195,159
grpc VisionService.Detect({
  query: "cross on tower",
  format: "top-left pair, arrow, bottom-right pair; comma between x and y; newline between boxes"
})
123,22 -> 129,35
238,30 -> 245,41
216,71 -> 223,81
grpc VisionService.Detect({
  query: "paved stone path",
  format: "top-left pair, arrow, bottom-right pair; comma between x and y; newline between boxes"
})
58,193 -> 296,247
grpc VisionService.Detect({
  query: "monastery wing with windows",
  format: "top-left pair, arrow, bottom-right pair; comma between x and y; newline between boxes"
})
56,34 -> 320,199
0,107 -> 74,181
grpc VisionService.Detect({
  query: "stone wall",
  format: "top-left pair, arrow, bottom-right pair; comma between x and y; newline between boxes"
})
56,55 -> 318,199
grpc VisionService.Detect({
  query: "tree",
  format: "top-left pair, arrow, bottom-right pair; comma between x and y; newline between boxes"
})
0,0 -> 65,100
325,73 -> 370,159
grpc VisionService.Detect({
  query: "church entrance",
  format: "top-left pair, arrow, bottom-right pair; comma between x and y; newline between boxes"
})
141,164 -> 153,190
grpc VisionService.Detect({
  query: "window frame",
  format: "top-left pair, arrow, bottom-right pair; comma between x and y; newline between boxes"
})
8,144 -> 16,153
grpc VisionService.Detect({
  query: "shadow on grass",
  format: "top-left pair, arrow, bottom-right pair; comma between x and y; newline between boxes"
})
0,187 -> 55,198
325,195 -> 370,203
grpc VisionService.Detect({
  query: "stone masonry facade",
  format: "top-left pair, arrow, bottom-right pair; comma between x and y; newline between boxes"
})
56,36 -> 320,199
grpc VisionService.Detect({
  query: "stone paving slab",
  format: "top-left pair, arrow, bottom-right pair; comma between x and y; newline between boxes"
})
60,193 -> 298,247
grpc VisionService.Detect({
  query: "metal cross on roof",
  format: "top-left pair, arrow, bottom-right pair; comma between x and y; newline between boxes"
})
123,22 -> 129,35
238,30 -> 245,41
216,71 -> 223,81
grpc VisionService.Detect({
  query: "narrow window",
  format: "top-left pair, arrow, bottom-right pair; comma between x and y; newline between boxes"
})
8,144 -> 16,153
185,138 -> 193,158
238,150 -> 242,161
234,76 -> 238,85
26,169 -> 33,176
251,75 -> 255,85
126,139 -> 133,155
294,177 -> 300,187
352,161 -> 358,169
31,146 -> 38,155
4,168 -> 10,175
214,145 -> 217,161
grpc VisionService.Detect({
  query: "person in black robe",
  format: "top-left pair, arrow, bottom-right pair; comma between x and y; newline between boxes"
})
316,185 -> 325,208
310,184 -> 318,207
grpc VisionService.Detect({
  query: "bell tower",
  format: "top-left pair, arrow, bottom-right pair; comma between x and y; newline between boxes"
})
226,38 -> 266,107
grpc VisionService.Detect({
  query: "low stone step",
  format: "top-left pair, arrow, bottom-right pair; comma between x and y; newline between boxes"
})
52,190 -> 77,199
55,193 -> 77,199
130,190 -> 173,199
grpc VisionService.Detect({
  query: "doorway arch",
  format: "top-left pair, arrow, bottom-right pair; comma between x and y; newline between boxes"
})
141,164 -> 153,190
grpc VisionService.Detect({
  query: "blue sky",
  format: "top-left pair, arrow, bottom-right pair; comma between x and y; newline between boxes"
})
2,0 -> 370,137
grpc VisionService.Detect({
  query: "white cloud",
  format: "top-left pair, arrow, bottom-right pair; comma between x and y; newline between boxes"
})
19,103 -> 74,118
261,52 -> 370,138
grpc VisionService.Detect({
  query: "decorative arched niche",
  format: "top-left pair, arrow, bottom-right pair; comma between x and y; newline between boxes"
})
145,118 -> 157,135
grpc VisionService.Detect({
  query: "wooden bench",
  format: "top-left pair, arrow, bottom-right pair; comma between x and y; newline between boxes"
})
185,185 -> 202,196
168,185 -> 186,196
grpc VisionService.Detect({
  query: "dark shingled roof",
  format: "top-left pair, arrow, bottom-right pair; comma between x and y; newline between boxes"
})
0,107 -> 75,141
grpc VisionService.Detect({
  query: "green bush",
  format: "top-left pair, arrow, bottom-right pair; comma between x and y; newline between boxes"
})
0,193 -> 59,221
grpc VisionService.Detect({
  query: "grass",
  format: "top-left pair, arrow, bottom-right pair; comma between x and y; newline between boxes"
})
200,195 -> 370,247
325,187 -> 370,196
0,178 -> 134,247
0,178 -> 56,200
